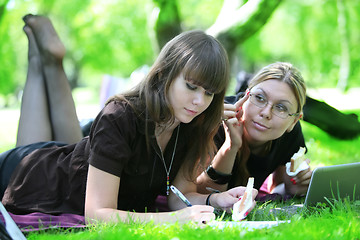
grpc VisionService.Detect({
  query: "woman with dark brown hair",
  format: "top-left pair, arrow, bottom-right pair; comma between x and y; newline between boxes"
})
0,15 -> 257,225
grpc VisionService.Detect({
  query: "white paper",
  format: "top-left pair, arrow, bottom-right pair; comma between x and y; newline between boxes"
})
209,220 -> 291,231
232,177 -> 254,221
286,161 -> 309,177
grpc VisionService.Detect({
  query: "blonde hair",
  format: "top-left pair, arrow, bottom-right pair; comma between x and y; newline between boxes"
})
248,62 -> 306,113
234,62 -> 307,187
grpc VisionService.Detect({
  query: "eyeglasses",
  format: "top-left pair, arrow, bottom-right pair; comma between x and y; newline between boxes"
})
249,93 -> 299,119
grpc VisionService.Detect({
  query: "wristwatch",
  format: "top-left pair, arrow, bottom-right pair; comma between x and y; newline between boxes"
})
205,165 -> 232,184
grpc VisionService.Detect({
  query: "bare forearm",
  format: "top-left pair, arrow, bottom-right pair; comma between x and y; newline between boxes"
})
196,145 -> 237,193
211,144 -> 238,173
196,172 -> 228,193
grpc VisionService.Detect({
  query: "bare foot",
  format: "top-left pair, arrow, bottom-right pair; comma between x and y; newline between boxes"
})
23,14 -> 66,63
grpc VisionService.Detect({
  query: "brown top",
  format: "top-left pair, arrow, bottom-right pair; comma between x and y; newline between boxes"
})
3,100 -> 187,215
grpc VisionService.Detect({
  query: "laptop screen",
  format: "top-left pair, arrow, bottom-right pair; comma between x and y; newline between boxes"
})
304,162 -> 360,206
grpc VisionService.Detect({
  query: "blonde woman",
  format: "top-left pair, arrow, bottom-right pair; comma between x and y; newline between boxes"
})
198,62 -> 312,203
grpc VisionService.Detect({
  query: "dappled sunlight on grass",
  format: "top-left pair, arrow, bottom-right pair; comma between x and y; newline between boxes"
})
301,110 -> 360,168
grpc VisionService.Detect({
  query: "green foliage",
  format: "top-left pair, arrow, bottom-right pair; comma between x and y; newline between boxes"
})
178,0 -> 222,30
0,23 -> 17,101
1,0 -> 360,105
0,0 -> 154,101
238,0 -> 360,89
62,0 -> 154,76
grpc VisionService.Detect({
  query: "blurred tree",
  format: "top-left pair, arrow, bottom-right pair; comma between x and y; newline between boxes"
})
0,0 -> 16,106
336,0 -> 350,91
153,0 -> 282,62
238,0 -> 360,89
0,0 -> 360,106
153,0 -> 181,49
0,0 -> 10,22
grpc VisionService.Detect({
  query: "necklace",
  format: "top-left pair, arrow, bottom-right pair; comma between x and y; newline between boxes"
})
158,125 -> 180,196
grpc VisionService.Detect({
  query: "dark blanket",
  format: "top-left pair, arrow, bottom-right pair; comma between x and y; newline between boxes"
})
0,195 -> 170,232
0,212 -> 85,232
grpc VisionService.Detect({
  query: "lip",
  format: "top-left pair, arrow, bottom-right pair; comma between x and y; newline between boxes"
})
252,120 -> 270,131
185,108 -> 198,116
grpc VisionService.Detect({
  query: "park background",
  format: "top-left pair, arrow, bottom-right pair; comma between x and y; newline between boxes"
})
0,0 -> 360,157
0,1 -> 360,239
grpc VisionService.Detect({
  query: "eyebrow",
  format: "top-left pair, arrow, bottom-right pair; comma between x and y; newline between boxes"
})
253,88 -> 294,106
186,78 -> 214,93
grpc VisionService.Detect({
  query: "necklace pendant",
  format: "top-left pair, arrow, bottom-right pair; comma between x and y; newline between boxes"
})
166,175 -> 170,196
158,125 -> 180,197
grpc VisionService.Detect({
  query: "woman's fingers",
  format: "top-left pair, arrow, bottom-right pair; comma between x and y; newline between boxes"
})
291,164 -> 312,186
223,91 -> 249,122
223,103 -> 237,120
177,205 -> 215,224
234,91 -> 250,110
296,170 -> 312,186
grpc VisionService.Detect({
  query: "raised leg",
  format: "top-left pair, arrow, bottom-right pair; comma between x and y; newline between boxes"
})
16,25 -> 52,147
22,14 -> 83,144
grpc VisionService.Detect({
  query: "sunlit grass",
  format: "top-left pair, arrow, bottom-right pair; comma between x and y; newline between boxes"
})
25,200 -> 360,239
301,117 -> 360,168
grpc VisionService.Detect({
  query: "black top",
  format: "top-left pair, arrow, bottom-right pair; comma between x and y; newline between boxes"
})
3,100 -> 187,214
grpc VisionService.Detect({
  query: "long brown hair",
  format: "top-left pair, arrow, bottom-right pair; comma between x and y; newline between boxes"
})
234,62 -> 307,186
108,30 -> 230,180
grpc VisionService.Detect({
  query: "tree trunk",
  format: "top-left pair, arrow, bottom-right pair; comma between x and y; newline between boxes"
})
0,0 -> 10,24
206,0 -> 283,61
152,0 -> 282,62
153,0 -> 182,49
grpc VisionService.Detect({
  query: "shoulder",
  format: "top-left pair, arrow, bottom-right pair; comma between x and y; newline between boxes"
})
90,100 -> 141,138
102,100 -> 134,118
96,100 -> 139,126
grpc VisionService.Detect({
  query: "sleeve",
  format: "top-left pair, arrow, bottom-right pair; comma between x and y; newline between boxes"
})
88,101 -> 136,177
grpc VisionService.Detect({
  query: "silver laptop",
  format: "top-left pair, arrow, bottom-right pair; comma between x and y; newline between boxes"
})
269,162 -> 360,216
303,162 -> 360,206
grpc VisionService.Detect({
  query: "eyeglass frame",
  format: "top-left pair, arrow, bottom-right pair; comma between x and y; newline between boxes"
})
248,93 -> 300,119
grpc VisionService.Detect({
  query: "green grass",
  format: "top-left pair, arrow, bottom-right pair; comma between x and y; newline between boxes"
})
25,200 -> 360,239
300,110 -> 360,167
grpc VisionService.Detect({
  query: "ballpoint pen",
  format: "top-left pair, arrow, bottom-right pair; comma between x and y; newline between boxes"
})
205,187 -> 221,193
170,185 -> 192,207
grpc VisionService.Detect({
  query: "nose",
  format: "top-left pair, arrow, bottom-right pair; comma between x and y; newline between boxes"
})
259,103 -> 273,119
192,92 -> 205,106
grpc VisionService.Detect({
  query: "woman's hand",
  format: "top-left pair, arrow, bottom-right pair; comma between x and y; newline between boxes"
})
284,159 -> 313,196
173,205 -> 215,224
208,186 -> 258,213
222,92 -> 250,150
